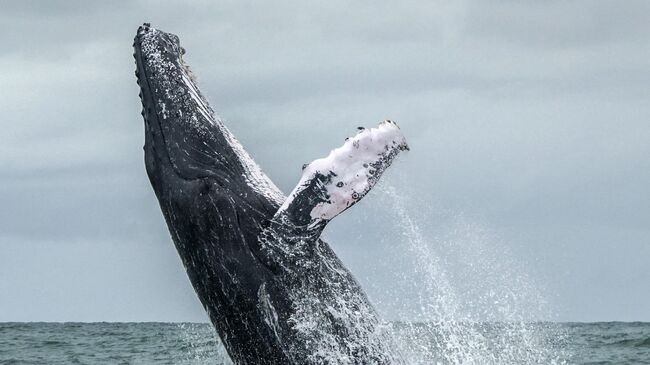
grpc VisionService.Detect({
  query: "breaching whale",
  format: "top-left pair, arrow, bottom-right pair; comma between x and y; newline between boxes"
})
133,23 -> 408,364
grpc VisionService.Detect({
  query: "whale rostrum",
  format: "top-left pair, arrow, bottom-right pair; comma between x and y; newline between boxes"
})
134,23 -> 408,364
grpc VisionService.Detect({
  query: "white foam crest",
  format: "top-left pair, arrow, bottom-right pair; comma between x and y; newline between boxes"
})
176,323 -> 232,364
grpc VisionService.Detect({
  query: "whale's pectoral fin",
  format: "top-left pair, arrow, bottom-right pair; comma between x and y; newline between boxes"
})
271,120 -> 409,239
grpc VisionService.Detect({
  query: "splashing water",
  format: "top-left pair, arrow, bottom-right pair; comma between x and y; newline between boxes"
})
167,182 -> 570,364
378,184 -> 568,364
176,323 -> 232,364
171,183 -> 570,364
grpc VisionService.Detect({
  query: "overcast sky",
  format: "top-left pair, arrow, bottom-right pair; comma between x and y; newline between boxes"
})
1,1 -> 649,323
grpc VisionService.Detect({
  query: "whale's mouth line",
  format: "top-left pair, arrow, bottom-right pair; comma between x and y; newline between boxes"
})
133,27 -> 180,178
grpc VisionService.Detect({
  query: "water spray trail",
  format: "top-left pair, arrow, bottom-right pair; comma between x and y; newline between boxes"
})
382,184 -> 490,364
379,183 -> 568,364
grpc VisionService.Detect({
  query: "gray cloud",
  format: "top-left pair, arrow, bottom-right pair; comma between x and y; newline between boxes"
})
1,0 -> 649,322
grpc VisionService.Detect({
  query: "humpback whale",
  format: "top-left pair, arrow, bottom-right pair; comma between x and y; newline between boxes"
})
133,23 -> 408,364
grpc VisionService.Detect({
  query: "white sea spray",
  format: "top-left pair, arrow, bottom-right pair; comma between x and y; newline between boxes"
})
379,184 -> 569,364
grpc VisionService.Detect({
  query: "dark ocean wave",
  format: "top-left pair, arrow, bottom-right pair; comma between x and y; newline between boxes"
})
0,322 -> 649,364
607,336 -> 650,348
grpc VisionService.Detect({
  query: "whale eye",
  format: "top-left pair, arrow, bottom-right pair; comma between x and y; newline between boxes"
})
336,182 -> 344,187
351,192 -> 359,199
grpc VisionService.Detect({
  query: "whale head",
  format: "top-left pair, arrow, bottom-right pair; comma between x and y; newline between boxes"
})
133,23 -> 284,205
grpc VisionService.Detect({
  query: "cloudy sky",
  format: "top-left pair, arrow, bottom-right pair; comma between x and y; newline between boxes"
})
1,1 -> 649,323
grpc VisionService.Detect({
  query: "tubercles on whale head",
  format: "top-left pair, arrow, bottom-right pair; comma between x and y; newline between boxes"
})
134,23 -> 285,204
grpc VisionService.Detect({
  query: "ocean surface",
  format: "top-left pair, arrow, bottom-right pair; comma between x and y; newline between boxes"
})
1,322 -> 649,364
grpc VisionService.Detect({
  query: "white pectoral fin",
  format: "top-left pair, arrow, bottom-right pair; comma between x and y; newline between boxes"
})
275,120 -> 409,232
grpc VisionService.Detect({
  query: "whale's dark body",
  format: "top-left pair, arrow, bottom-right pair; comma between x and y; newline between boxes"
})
133,24 -> 406,364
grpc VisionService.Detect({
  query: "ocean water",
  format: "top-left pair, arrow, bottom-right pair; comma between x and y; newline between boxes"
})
1,322 -> 649,364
